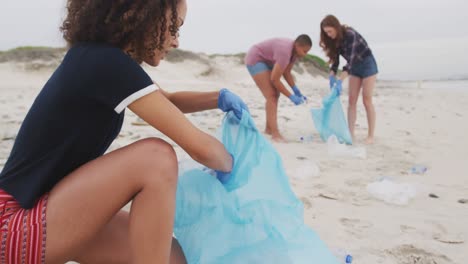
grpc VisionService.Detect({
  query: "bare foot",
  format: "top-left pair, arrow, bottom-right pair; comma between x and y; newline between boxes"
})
272,134 -> 287,143
364,137 -> 374,144
264,128 -> 272,135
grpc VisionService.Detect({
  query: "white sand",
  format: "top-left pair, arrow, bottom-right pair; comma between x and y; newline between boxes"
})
1,57 -> 467,264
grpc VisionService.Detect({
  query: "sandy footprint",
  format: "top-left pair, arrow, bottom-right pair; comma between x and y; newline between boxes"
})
314,188 -> 341,201
400,225 -> 418,233
345,178 -> 366,187
430,221 -> 465,245
313,184 -> 326,190
386,244 -> 451,264
339,217 -> 373,239
340,217 -> 373,230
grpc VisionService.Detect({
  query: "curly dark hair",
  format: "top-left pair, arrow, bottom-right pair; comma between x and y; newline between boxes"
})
319,14 -> 347,66
61,0 -> 181,63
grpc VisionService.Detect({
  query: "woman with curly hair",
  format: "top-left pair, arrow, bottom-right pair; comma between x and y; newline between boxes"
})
0,0 -> 248,263
320,14 -> 378,144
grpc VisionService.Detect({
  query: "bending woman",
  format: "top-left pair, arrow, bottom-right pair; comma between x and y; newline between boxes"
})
320,14 -> 378,144
245,35 -> 312,142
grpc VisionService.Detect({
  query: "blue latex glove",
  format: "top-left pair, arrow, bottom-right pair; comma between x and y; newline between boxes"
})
333,79 -> 343,96
292,85 -> 307,101
218,88 -> 249,120
329,75 -> 337,89
289,94 -> 304,105
215,153 -> 234,184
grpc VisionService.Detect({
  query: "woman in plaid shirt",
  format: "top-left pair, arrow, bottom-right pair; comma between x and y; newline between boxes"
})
320,14 -> 378,144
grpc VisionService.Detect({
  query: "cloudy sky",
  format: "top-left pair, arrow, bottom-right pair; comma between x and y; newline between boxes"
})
1,0 -> 467,80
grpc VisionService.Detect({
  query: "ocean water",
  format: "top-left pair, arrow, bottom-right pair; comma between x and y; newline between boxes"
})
377,79 -> 468,93
419,80 -> 468,91
372,37 -> 468,81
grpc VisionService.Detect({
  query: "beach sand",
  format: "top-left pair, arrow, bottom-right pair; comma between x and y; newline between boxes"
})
0,55 -> 467,264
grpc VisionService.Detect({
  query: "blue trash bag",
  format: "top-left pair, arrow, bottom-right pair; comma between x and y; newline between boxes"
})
311,87 -> 353,144
174,111 -> 340,264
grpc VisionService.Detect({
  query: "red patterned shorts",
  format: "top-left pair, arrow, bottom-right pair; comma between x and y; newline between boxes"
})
0,189 -> 48,264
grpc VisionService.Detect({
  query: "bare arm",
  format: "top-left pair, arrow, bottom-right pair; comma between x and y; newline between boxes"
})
155,82 -> 219,113
159,89 -> 219,113
282,63 -> 295,88
128,90 -> 232,172
270,63 -> 292,97
330,54 -> 340,75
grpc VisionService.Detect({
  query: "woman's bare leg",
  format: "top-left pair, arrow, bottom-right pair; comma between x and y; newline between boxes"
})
72,211 -> 186,264
362,74 -> 377,144
44,138 -> 184,264
251,71 -> 285,142
347,76 -> 363,142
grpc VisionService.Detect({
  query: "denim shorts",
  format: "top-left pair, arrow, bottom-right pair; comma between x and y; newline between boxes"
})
246,62 -> 273,76
349,55 -> 378,78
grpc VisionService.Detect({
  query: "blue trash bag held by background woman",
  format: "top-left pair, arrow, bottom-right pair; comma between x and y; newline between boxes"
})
174,111 -> 340,264
311,86 -> 353,145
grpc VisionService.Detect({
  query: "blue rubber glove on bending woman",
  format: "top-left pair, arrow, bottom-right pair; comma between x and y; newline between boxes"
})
289,94 -> 304,105
292,85 -> 307,101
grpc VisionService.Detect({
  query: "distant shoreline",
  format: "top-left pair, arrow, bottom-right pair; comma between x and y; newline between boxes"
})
0,46 -> 329,78
378,78 -> 468,83
1,46 -> 467,83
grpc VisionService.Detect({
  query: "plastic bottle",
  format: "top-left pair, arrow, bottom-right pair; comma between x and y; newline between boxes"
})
299,135 -> 313,142
410,165 -> 427,174
332,248 -> 353,263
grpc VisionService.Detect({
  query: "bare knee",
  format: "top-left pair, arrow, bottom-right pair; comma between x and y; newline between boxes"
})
348,97 -> 358,110
131,138 -> 178,188
363,96 -> 373,109
266,94 -> 279,104
274,91 -> 280,99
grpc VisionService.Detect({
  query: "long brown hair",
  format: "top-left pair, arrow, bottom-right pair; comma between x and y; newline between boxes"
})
319,14 -> 347,65
61,0 -> 181,63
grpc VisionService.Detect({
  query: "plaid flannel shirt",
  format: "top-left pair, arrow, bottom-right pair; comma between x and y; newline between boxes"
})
331,27 -> 372,74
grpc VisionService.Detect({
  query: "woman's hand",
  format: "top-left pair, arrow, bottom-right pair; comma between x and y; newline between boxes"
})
339,71 -> 349,81
334,80 -> 343,96
288,94 -> 304,105
329,75 -> 337,89
218,88 -> 249,119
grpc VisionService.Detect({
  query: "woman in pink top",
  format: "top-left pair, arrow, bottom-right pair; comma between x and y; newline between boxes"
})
245,35 -> 312,142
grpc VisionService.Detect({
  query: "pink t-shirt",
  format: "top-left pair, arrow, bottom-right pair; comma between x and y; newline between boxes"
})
244,38 -> 296,70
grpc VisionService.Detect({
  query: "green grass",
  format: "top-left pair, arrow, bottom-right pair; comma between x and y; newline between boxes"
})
302,54 -> 329,70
